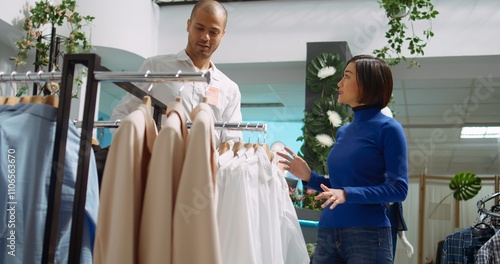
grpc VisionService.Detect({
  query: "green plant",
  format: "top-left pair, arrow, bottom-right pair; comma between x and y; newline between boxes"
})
298,52 -> 352,175
289,187 -> 323,211
13,0 -> 94,68
428,171 -> 482,218
11,0 -> 94,97
373,0 -> 439,67
306,243 -> 316,258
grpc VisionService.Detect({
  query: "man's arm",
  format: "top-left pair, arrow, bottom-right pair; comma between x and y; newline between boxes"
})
110,93 -> 143,124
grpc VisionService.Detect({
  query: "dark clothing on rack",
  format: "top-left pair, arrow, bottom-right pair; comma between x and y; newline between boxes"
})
92,144 -> 109,191
476,229 -> 500,264
441,226 -> 496,264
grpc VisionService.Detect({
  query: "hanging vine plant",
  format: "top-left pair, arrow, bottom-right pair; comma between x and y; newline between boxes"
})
298,52 -> 352,175
10,0 -> 94,97
373,0 -> 439,67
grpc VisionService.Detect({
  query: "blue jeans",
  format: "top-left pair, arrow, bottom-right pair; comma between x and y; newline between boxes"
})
313,227 -> 393,264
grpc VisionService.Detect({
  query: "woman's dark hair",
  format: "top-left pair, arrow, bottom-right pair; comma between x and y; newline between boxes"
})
346,55 -> 393,108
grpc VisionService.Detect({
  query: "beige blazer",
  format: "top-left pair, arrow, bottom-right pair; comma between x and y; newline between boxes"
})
172,103 -> 221,264
139,100 -> 188,263
93,104 -> 157,264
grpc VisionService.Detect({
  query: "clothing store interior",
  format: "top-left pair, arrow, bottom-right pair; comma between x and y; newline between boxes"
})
1,0 -> 500,263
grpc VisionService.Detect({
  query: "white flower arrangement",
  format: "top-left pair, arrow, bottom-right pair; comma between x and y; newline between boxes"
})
327,110 -> 342,128
317,66 -> 336,80
315,134 -> 334,148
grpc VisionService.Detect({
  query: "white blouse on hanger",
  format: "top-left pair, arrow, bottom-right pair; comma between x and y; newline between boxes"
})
216,144 -> 309,264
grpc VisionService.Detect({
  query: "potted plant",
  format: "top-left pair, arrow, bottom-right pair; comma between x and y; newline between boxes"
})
11,0 -> 94,97
373,0 -> 439,67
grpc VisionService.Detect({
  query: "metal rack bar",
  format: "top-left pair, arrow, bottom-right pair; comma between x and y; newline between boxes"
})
74,120 -> 268,132
93,70 -> 210,83
0,71 -> 62,82
0,70 -> 210,84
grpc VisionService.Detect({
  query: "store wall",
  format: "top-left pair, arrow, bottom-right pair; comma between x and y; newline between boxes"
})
157,0 -> 500,64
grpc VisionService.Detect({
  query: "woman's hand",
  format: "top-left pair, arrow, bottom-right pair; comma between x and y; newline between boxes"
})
315,184 -> 346,210
276,146 -> 312,182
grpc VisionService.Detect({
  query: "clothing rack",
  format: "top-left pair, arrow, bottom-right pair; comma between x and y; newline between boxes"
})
0,53 -> 212,264
1,53 -> 269,263
52,54 -> 217,264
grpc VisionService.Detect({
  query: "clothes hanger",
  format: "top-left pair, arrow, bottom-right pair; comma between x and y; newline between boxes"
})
252,130 -> 272,161
31,95 -> 44,104
218,122 -> 231,155
143,71 -> 153,114
253,128 -> 262,151
232,139 -> 244,156
5,96 -> 20,105
143,95 -> 152,108
43,95 -> 59,108
242,128 -> 253,150
262,143 -> 272,161
473,218 -> 495,230
20,96 -> 32,103
261,133 -> 272,162
5,79 -> 20,105
218,141 -> 230,156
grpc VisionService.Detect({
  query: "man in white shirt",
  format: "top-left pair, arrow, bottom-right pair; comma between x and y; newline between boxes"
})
111,0 -> 242,145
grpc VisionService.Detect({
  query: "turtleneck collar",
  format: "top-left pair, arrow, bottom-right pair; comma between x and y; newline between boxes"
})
352,104 -> 377,112
352,105 -> 382,122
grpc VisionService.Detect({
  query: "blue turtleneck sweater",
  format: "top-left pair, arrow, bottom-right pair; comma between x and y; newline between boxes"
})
306,107 -> 408,228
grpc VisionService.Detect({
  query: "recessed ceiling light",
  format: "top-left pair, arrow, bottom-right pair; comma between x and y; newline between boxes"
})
460,126 -> 500,139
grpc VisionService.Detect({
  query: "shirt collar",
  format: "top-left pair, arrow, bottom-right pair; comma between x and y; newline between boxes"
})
177,50 -> 221,82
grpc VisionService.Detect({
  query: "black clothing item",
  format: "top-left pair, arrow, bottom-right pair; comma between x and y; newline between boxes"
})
92,144 -> 109,191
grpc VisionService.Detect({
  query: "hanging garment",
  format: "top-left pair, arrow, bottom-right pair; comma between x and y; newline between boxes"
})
93,103 -> 157,264
172,102 -> 221,264
0,103 -> 99,264
441,226 -> 496,264
273,158 -> 310,264
215,144 -> 309,264
139,100 -> 188,263
217,147 -> 261,264
476,230 -> 500,264
255,146 -> 284,264
217,144 -> 262,264
91,144 -> 109,190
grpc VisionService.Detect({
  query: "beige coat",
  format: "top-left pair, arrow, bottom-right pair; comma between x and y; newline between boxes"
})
172,103 -> 221,264
139,100 -> 188,263
93,104 -> 157,264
